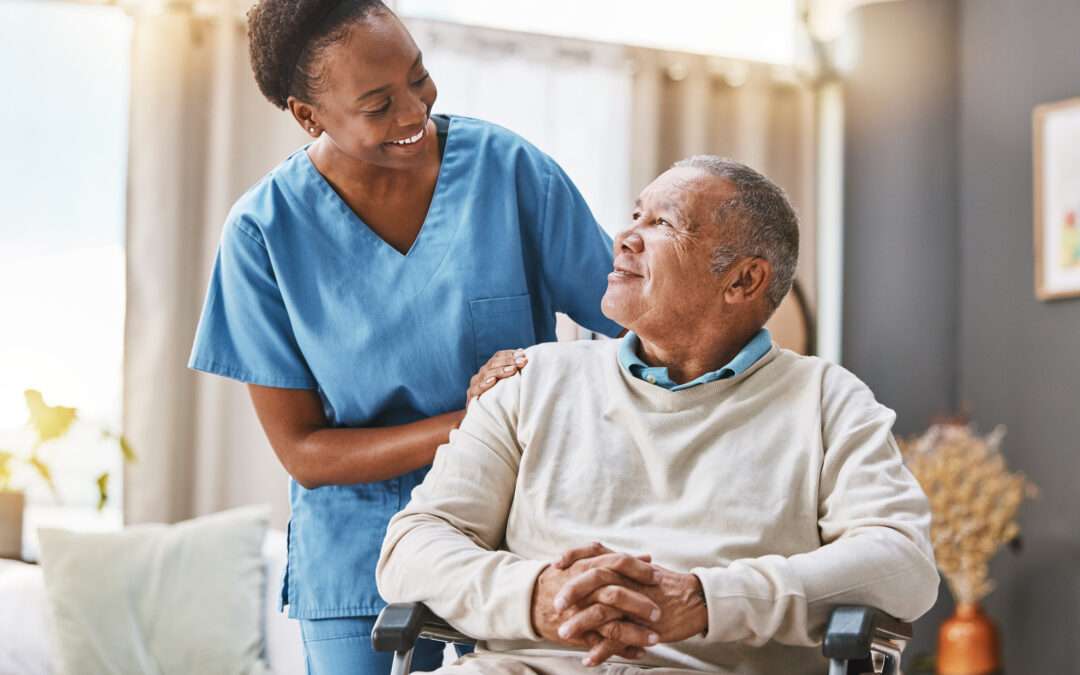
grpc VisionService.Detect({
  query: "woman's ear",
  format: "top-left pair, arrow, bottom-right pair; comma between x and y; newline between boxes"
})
288,96 -> 321,138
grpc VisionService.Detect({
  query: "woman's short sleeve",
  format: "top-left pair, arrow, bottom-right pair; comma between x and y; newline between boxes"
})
538,161 -> 623,338
188,220 -> 317,389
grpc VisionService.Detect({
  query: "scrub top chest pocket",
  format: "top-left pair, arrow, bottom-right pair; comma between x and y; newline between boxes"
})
469,294 -> 537,371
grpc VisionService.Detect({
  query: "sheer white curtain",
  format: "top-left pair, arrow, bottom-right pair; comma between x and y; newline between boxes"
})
124,5 -> 306,528
409,20 -> 635,238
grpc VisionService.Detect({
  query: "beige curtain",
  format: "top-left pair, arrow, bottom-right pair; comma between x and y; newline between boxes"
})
123,7 -> 818,527
124,6 -> 306,528
629,51 -> 818,322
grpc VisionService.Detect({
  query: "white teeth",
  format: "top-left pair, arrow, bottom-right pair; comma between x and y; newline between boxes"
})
390,128 -> 424,145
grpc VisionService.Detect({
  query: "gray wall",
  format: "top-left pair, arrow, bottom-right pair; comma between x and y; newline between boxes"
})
958,0 -> 1080,671
845,0 -> 1080,671
843,0 -> 959,437
843,3 -> 960,663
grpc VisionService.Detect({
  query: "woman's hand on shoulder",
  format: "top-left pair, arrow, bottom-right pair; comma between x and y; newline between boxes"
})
467,348 -> 527,406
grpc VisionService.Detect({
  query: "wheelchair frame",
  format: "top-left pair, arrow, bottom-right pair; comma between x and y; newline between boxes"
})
372,602 -> 911,675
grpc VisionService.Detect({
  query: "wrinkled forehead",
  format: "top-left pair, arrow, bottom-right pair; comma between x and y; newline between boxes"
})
637,167 -> 736,224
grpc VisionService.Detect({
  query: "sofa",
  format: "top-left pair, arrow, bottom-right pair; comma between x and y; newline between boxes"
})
0,529 -> 304,675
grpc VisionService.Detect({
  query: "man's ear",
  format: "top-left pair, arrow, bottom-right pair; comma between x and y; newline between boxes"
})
288,96 -> 322,138
723,257 -> 772,304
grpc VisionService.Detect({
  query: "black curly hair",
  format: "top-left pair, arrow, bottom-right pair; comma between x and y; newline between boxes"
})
247,0 -> 389,110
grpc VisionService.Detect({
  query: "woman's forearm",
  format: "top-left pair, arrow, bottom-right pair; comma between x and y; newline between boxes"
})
246,382 -> 467,489
291,410 -> 466,488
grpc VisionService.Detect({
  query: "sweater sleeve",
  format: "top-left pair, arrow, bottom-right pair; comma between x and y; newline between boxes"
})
376,373 -> 546,641
690,364 -> 940,647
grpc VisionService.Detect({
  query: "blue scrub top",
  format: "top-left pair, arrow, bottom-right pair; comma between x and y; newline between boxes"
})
189,116 -> 621,618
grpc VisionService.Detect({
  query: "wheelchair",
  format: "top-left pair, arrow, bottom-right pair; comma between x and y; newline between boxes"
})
372,602 -> 911,675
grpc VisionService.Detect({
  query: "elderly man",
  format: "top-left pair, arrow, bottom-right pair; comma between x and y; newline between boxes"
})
376,156 -> 938,674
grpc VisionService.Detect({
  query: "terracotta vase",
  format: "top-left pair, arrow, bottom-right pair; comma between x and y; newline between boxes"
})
0,490 -> 25,559
937,603 -> 1001,675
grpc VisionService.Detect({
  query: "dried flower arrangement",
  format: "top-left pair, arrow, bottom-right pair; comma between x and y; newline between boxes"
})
899,423 -> 1037,605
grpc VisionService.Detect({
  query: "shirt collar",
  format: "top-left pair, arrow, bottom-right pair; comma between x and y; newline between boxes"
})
617,328 -> 773,391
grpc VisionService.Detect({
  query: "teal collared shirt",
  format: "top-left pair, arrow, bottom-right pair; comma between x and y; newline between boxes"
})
618,329 -> 772,391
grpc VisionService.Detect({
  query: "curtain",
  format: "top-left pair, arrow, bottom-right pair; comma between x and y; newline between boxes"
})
124,7 -> 307,527
124,8 -> 817,527
631,50 -> 819,316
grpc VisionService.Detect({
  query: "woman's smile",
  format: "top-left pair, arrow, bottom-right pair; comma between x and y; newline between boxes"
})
383,121 -> 431,154
387,126 -> 425,146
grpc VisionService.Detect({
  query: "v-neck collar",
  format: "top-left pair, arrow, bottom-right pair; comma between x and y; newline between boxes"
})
296,116 -> 457,261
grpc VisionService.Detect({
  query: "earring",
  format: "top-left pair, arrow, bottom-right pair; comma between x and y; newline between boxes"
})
309,127 -> 316,133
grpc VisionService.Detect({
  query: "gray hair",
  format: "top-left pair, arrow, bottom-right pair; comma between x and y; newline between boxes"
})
674,156 -> 799,309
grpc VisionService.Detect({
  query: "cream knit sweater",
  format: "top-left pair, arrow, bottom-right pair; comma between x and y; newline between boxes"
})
377,339 -> 939,673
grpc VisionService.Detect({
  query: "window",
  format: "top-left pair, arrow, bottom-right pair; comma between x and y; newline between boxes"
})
396,0 -> 800,65
0,1 -> 132,551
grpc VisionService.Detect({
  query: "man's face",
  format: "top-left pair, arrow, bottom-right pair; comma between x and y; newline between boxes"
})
601,167 -> 735,336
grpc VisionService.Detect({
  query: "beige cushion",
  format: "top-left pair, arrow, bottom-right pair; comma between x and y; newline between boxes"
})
37,506 -> 271,675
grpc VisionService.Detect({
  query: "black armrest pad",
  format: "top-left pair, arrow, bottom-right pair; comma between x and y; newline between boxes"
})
822,606 -> 913,660
372,602 -> 439,652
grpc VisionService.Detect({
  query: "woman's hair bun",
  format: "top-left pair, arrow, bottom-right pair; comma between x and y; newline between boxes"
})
247,0 -> 386,109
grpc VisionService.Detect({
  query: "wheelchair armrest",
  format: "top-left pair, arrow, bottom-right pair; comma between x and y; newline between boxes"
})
822,606 -> 912,661
372,602 -> 474,652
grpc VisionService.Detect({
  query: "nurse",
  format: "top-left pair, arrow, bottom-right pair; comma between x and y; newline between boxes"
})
188,0 -> 621,672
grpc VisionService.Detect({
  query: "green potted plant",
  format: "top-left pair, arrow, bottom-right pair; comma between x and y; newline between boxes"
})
0,389 -> 134,559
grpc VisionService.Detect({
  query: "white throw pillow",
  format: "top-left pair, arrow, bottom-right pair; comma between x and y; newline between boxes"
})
37,505 -> 272,675
0,559 -> 56,675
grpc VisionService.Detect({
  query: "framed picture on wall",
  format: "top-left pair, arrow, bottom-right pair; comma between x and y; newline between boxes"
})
1034,97 -> 1080,300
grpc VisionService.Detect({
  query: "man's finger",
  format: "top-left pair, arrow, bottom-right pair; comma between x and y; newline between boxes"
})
554,545 -> 654,578
582,632 -> 628,668
554,541 -> 612,569
558,604 -> 618,641
587,585 -> 661,624
559,604 -> 659,644
591,552 -> 658,586
596,620 -> 659,650
559,604 -> 621,642
554,569 -> 659,618
582,631 -> 642,660
553,567 -> 622,610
